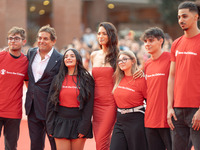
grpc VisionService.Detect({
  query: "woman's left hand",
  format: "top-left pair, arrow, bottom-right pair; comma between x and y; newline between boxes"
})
78,133 -> 85,138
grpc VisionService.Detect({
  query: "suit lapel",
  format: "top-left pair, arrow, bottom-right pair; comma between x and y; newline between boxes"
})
29,49 -> 37,82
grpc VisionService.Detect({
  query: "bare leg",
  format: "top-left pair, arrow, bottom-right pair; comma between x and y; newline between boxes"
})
71,138 -> 86,150
55,138 -> 71,150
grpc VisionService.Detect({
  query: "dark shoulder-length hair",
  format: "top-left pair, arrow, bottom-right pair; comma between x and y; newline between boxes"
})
98,22 -> 119,70
50,48 -> 94,109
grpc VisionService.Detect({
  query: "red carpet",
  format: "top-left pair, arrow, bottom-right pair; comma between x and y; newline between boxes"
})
0,119 -> 96,150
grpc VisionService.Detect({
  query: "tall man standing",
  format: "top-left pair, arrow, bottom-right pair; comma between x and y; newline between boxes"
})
0,27 -> 28,150
167,1 -> 200,150
25,25 -> 62,150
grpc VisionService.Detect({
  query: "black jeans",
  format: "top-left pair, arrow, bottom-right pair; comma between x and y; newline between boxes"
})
0,117 -> 21,150
172,108 -> 200,150
145,128 -> 172,150
110,112 -> 148,150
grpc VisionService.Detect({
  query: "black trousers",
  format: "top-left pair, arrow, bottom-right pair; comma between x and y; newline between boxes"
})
0,117 -> 21,150
145,128 -> 172,150
110,112 -> 148,150
27,105 -> 56,150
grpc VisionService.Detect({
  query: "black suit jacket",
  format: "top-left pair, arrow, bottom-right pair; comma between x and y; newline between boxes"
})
25,47 -> 63,120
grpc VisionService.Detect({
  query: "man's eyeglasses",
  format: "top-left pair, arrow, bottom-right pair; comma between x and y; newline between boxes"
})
7,36 -> 23,42
117,58 -> 132,64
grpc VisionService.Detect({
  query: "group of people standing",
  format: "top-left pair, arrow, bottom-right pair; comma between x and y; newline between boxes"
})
0,1 -> 200,150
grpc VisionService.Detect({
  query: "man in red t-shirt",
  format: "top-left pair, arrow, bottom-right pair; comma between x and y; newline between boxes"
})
167,1 -> 200,150
0,27 -> 28,150
141,27 -> 172,150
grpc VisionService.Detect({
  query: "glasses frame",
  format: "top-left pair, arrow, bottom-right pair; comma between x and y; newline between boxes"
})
117,57 -> 132,64
7,36 -> 23,42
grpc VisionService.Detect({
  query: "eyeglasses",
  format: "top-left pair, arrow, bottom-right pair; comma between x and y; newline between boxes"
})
7,36 -> 23,42
117,58 -> 132,64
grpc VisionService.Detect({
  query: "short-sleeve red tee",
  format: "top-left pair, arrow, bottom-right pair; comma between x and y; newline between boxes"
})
144,52 -> 170,128
0,51 -> 28,119
59,75 -> 80,107
113,76 -> 146,108
171,34 -> 200,108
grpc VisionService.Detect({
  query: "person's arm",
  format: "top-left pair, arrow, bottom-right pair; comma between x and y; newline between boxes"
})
46,78 -> 57,135
24,81 -> 28,88
77,80 -> 94,137
90,51 -> 95,66
167,61 -> 177,130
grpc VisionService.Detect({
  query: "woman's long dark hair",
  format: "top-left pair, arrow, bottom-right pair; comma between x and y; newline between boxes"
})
50,48 -> 94,109
98,22 -> 119,70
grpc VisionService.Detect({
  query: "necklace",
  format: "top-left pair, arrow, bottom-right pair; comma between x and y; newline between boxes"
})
124,76 -> 135,86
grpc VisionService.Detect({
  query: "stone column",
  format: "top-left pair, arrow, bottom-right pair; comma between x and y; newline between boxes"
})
82,0 -> 107,31
0,0 -> 26,49
53,0 -> 82,50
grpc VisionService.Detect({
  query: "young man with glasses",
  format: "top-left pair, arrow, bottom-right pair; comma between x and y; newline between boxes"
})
0,26 -> 28,150
140,27 -> 172,150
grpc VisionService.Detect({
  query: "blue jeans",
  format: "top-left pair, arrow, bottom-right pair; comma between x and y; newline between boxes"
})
172,108 -> 200,150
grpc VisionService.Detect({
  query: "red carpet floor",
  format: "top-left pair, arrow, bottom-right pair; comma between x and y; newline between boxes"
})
0,119 -> 96,150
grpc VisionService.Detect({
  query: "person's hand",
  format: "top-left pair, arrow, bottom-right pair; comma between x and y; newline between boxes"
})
133,69 -> 144,79
192,109 -> 200,130
78,133 -> 85,138
2,46 -> 9,52
167,108 -> 177,130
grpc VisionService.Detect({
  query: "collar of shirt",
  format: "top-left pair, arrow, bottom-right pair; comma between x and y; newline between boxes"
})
32,47 -> 55,82
36,47 -> 54,60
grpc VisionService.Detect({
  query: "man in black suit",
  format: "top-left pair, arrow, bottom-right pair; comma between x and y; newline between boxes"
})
25,25 -> 62,150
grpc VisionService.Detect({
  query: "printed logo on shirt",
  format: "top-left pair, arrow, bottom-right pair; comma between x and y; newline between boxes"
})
146,73 -> 165,78
175,50 -> 197,57
0,69 -> 6,75
118,86 -> 135,92
0,69 -> 25,76
62,86 -> 78,89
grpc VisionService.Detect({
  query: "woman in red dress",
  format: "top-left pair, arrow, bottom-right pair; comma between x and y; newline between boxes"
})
91,22 -> 119,150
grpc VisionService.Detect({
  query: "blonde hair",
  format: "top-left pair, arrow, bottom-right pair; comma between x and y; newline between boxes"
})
112,50 -> 138,93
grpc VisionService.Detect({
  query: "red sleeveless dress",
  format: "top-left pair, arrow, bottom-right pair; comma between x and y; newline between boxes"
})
92,67 -> 116,150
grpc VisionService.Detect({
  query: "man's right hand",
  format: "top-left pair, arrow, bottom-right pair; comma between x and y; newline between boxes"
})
2,46 -> 9,52
167,108 -> 177,130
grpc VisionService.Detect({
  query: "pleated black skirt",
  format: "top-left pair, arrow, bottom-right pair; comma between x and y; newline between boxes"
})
52,106 -> 93,139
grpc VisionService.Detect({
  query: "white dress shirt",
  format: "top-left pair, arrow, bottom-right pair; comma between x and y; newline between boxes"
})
32,48 -> 54,82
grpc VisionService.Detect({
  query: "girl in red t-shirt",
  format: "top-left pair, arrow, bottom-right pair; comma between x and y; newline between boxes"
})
110,50 -> 148,150
46,48 -> 94,150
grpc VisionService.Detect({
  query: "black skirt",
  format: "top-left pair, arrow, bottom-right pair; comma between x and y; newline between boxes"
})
52,106 -> 93,139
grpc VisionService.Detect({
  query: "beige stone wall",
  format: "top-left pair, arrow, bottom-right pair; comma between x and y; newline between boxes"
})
0,0 -> 26,49
53,0 -> 82,50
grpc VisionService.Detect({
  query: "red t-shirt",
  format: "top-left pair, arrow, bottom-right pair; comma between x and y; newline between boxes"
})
0,51 -> 28,119
59,75 -> 80,107
144,52 -> 170,128
171,34 -> 200,108
113,76 -> 146,108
